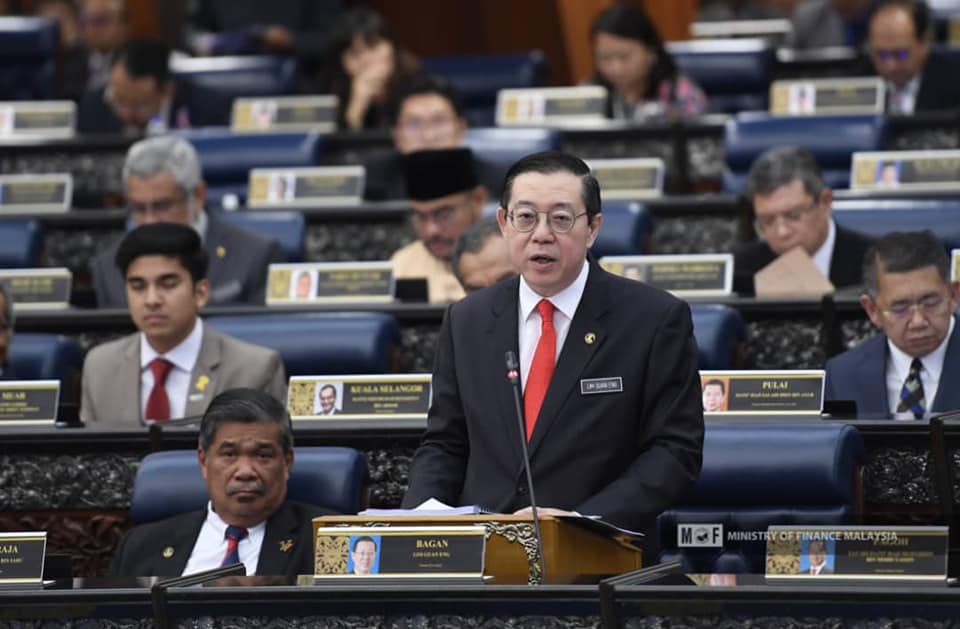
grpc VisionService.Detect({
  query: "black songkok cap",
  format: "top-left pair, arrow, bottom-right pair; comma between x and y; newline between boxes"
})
403,148 -> 478,201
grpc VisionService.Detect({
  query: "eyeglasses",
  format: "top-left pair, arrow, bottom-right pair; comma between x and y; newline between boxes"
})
507,208 -> 587,234
127,195 -> 187,217
872,48 -> 911,63
753,202 -> 818,232
879,293 -> 952,321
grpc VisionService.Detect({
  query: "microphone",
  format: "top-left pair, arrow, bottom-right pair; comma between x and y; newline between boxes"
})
505,350 -> 548,584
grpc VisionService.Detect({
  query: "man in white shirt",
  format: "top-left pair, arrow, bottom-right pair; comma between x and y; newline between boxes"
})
110,388 -> 331,577
825,230 -> 960,418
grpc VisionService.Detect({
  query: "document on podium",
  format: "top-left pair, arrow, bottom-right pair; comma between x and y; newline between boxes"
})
360,498 -> 488,517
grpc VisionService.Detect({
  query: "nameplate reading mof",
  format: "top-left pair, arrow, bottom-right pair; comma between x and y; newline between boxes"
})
313,525 -> 485,582
0,101 -> 75,138
231,95 -> 338,133
0,532 -> 46,585
0,268 -> 72,309
765,525 -> 947,583
0,380 -> 60,425
0,174 -> 72,214
496,86 -> 608,127
287,374 -> 432,421
587,158 -> 664,199
699,370 -> 824,415
851,150 -> 960,192
247,166 -> 364,208
769,78 -> 884,116
266,262 -> 394,305
601,254 -> 733,297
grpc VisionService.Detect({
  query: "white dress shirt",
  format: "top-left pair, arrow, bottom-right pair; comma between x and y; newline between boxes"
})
886,316 -> 955,419
887,76 -> 921,115
139,318 -> 204,421
810,219 -> 837,282
182,501 -> 267,576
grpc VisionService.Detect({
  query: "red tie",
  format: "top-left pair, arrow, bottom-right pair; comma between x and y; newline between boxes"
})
524,299 -> 555,441
145,358 -> 173,421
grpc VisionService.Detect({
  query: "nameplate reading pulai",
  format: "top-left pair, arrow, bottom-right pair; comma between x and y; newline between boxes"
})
248,166 -> 364,208
851,150 -> 960,192
0,101 -> 75,138
0,532 -> 46,585
587,158 -> 664,199
496,86 -> 608,127
0,174 -> 72,214
699,370 -> 824,415
266,262 -> 394,305
231,95 -> 338,133
770,77 -> 884,116
601,254 -> 733,296
287,374 -> 431,420
0,268 -> 72,309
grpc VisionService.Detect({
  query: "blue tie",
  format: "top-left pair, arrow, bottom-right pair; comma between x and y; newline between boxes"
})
897,358 -> 926,419
220,525 -> 248,567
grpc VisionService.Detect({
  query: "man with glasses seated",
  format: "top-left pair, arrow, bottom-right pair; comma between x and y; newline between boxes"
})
391,147 -> 485,303
825,231 -> 960,419
91,136 -> 280,307
733,146 -> 874,295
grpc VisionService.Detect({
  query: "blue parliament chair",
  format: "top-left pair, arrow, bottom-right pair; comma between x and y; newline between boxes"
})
657,421 -> 865,573
832,198 -> 960,250
667,38 -> 774,114
466,127 -> 561,196
723,113 -> 888,193
590,201 -> 654,257
691,305 -> 746,370
215,210 -> 305,262
206,312 -> 401,377
129,447 -> 370,525
0,220 -> 43,268
0,17 -> 58,100
421,51 -> 549,127
8,333 -> 84,393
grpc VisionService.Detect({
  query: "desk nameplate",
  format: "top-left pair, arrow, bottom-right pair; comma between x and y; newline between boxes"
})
601,254 -> 732,296
288,374 -> 431,421
700,370 -> 824,415
248,166 -> 364,208
0,532 -> 46,585
770,77 -> 884,116
266,261 -> 394,305
0,174 -> 72,214
587,158 -> 664,199
0,268 -> 71,309
851,150 -> 960,192
0,101 -> 75,138
496,86 -> 608,127
231,95 -> 338,133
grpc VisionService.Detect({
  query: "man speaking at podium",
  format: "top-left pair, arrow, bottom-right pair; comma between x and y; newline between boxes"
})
402,151 -> 704,544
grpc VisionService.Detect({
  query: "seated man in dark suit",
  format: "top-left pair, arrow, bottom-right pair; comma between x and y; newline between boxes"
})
110,388 -> 330,577
451,217 -> 515,295
825,230 -> 960,419
91,136 -> 280,306
733,146 -> 874,295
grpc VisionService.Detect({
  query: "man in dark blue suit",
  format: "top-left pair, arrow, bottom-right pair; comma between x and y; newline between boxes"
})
825,231 -> 960,418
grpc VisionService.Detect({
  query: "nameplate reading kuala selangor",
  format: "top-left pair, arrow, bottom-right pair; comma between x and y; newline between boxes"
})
699,370 -> 824,414
266,261 -> 394,305
601,254 -> 733,297
496,86 -> 608,127
231,95 -> 338,133
313,525 -> 485,582
0,174 -> 72,214
850,150 -> 960,192
587,158 -> 664,199
765,525 -> 947,583
769,77 -> 884,116
247,166 -> 364,208
0,101 -> 75,138
0,380 -> 60,425
287,374 -> 431,420
0,268 -> 71,309
0,532 -> 46,585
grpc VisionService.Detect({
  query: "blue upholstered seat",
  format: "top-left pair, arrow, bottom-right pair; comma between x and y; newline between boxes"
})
129,447 -> 369,525
0,220 -> 43,268
590,201 -> 654,257
667,38 -> 774,114
691,305 -> 746,370
215,210 -> 305,262
0,17 -> 58,100
206,312 -> 401,377
466,127 -> 561,195
658,422 -> 865,573
832,198 -> 960,250
8,333 -> 84,390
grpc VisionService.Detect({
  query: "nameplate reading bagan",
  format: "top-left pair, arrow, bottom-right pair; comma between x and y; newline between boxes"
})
0,381 -> 60,425
765,525 -> 947,583
231,95 -> 338,133
0,174 -> 72,214
287,374 -> 431,420
699,370 -> 824,415
769,77 -> 884,116
601,254 -> 733,297
496,86 -> 608,127
0,268 -> 71,309
266,262 -> 394,305
313,525 -> 485,582
0,101 -> 75,138
851,150 -> 960,192
247,166 -> 365,208
587,158 -> 664,199
0,532 -> 46,586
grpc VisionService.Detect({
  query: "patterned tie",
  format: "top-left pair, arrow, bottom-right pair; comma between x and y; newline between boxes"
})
220,525 -> 248,567
524,300 -> 556,441
144,358 -> 174,421
896,358 -> 926,419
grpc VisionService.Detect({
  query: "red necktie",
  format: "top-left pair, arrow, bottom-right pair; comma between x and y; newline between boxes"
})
145,358 -> 174,421
220,525 -> 248,567
524,299 -> 555,441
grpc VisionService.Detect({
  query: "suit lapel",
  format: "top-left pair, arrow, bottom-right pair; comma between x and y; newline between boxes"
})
119,335 -> 142,422
255,502 -> 301,575
933,323 -> 960,411
204,218 -> 227,289
855,335 -> 889,415
185,322 -> 222,417
156,510 -> 205,576
487,279 -> 523,465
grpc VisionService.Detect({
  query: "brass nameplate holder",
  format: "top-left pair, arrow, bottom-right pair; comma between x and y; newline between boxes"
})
248,166 -> 364,208
0,268 -> 72,309
0,380 -> 60,425
587,158 -> 664,199
0,532 -> 47,587
0,174 -> 72,214
266,261 -> 393,305
770,78 -> 884,116
496,86 -> 608,127
288,374 -> 431,421
231,95 -> 338,133
601,254 -> 732,296
851,150 -> 960,192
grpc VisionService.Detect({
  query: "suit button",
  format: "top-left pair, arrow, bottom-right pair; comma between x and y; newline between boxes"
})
517,485 -> 527,495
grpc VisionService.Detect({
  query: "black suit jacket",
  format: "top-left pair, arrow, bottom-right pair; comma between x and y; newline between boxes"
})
110,500 -> 327,577
732,224 -> 874,295
402,261 -> 704,537
76,86 -> 190,135
913,52 -> 960,114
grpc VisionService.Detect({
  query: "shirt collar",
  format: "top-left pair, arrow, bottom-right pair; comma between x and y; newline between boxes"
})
811,219 -> 836,280
887,315 -> 955,380
519,259 -> 590,322
888,74 -> 921,98
204,501 -> 268,536
140,317 -> 204,372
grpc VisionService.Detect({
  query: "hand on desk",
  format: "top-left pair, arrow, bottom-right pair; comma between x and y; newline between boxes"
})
513,507 -> 578,518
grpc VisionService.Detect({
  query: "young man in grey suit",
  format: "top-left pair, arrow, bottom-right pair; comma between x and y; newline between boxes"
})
90,135 -> 280,307
81,223 -> 287,426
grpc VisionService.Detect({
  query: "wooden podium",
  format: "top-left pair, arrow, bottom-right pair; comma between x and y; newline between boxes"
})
313,514 -> 642,584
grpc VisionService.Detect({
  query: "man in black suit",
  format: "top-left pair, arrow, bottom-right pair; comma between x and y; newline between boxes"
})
402,151 -> 704,541
111,388 -> 329,577
733,146 -> 874,295
91,135 -> 280,307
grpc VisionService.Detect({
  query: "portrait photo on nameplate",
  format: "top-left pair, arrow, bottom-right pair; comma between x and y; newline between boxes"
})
0,174 -> 72,214
287,374 -> 431,420
266,262 -> 394,305
587,158 -> 664,199
0,380 -> 60,425
231,95 -> 337,133
247,166 -> 364,208
601,254 -> 732,296
0,101 -> 75,138
699,370 -> 824,414
0,532 -> 47,586
0,268 -> 72,309
851,150 -> 960,192
769,77 -> 884,116
496,86 -> 608,127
